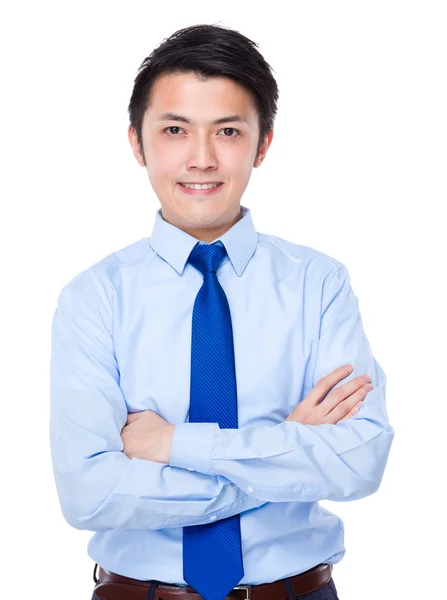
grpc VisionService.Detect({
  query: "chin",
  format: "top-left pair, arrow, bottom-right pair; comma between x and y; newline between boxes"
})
185,212 -> 223,226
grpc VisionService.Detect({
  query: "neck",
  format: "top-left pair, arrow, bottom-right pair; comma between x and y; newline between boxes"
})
161,209 -> 242,242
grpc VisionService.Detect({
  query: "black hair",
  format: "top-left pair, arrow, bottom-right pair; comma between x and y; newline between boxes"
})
128,23 -> 279,164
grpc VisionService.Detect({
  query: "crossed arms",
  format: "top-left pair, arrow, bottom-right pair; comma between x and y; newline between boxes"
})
49,265 -> 394,532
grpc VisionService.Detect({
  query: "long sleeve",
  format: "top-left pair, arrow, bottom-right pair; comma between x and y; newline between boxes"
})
170,264 -> 395,503
49,284 -> 265,532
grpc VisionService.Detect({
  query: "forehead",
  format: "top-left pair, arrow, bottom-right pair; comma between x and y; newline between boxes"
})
145,72 -> 258,125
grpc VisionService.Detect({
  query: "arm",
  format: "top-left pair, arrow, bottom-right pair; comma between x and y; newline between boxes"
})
170,264 -> 395,503
49,284 -> 265,532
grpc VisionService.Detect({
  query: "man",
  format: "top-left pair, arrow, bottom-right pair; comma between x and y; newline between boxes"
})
50,23 -> 394,600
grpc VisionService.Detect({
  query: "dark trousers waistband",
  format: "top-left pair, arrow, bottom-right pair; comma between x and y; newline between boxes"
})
92,563 -> 333,600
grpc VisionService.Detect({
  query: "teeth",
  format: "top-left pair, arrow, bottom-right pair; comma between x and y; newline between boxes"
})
181,183 -> 222,190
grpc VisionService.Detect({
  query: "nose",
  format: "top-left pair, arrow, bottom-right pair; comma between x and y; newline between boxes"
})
186,133 -> 218,172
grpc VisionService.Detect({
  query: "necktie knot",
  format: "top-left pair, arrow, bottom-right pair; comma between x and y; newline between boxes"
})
187,242 -> 227,276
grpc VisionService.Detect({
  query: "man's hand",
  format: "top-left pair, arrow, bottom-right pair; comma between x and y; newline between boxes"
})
285,364 -> 373,425
121,410 -> 176,464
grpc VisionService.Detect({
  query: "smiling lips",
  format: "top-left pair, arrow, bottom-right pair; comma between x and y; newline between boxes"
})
178,182 -> 224,195
180,182 -> 223,188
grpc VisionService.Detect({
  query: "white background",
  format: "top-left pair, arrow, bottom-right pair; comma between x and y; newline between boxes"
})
1,1 -> 446,599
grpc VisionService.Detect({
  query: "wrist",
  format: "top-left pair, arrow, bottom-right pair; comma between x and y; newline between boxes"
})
165,424 -> 176,463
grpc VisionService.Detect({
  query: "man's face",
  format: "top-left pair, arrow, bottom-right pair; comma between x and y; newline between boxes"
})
128,72 -> 273,241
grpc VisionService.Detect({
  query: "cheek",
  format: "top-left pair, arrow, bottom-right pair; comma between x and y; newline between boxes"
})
147,147 -> 182,183
223,152 -> 254,184
221,140 -> 255,171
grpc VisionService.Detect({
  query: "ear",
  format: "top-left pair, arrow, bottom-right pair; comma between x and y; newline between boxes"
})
254,128 -> 274,168
128,125 -> 145,166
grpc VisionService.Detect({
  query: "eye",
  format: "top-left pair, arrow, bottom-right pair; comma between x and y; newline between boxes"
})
218,127 -> 240,137
163,126 -> 185,135
163,126 -> 240,137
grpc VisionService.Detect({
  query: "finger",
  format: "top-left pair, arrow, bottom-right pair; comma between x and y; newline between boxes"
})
126,412 -> 141,424
324,385 -> 372,424
305,364 -> 354,407
339,401 -> 363,421
322,377 -> 372,414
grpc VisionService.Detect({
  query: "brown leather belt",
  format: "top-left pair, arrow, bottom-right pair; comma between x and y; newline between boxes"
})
93,563 -> 333,600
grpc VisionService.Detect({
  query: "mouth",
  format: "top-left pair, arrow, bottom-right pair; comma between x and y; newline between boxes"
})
177,182 -> 225,196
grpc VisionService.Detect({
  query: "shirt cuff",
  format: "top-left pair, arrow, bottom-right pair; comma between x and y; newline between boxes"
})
169,422 -> 218,474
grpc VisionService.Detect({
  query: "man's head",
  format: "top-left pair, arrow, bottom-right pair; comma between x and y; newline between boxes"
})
127,24 -> 278,241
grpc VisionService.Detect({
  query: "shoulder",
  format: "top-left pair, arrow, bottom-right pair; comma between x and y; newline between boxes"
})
55,237 -> 152,318
257,231 -> 345,278
60,236 -> 150,290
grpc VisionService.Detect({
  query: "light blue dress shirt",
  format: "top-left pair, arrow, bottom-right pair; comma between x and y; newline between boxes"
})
49,205 -> 394,585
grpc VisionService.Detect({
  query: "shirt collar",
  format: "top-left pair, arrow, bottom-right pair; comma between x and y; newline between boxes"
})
148,205 -> 258,277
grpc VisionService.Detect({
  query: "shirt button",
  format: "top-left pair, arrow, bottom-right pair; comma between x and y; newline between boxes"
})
209,515 -> 217,521
246,486 -> 254,494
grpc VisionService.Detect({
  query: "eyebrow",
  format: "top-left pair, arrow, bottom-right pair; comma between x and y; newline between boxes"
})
156,112 -> 249,125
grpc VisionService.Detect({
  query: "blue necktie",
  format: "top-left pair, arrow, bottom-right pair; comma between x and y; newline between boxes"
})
183,242 -> 244,600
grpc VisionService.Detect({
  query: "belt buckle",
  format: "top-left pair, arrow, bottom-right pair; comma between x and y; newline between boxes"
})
232,585 -> 251,600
